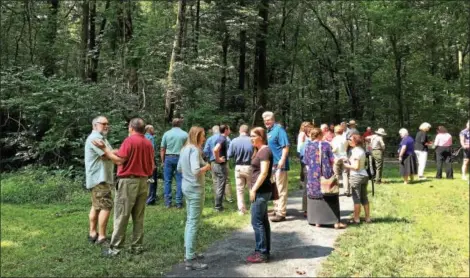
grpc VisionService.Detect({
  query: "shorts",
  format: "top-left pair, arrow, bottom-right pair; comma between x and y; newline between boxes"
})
91,183 -> 113,210
464,148 -> 470,159
350,175 -> 369,205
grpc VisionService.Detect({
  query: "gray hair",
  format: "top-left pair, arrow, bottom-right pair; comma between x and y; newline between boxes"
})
262,111 -> 274,120
419,122 -> 431,131
129,118 -> 145,134
145,124 -> 154,133
320,124 -> 328,130
399,128 -> 409,136
212,125 -> 220,134
92,116 -> 107,126
239,124 -> 249,133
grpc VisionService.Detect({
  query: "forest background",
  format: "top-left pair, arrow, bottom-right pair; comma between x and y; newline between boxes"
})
1,0 -> 469,176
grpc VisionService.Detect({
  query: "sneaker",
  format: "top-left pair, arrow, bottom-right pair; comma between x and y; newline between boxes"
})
185,258 -> 208,270
184,253 -> 204,261
418,176 -> 427,180
246,252 -> 268,263
270,215 -> 286,222
102,248 -> 120,257
213,207 -> 224,213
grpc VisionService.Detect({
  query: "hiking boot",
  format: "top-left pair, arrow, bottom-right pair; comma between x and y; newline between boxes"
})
270,215 -> 286,222
185,258 -> 208,270
246,252 -> 268,263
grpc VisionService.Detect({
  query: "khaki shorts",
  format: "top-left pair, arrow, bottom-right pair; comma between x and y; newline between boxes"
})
91,183 -> 113,210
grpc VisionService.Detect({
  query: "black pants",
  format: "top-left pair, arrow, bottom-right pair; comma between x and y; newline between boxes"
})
435,146 -> 453,179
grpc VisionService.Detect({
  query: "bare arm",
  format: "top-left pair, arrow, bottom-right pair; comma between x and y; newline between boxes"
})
344,157 -> 360,171
160,148 -> 166,163
250,160 -> 270,202
213,143 -> 225,163
461,135 -> 467,148
399,146 -> 406,160
277,146 -> 289,169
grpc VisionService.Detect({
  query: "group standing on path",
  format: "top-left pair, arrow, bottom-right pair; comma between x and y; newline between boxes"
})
83,113 -> 470,267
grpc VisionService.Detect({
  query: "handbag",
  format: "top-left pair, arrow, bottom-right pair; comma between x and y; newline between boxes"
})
319,141 -> 339,195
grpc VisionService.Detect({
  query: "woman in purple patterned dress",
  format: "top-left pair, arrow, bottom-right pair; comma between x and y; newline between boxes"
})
303,128 -> 347,229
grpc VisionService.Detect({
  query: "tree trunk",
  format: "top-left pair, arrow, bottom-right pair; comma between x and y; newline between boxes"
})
87,0 -> 96,81
89,0 -> 110,83
43,0 -> 59,77
238,0 -> 246,91
165,0 -> 187,123
80,0 -> 89,81
193,0 -> 200,57
390,34 -> 404,128
220,29 -> 229,111
253,0 -> 269,127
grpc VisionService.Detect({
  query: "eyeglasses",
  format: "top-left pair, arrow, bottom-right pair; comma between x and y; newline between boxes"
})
97,122 -> 109,126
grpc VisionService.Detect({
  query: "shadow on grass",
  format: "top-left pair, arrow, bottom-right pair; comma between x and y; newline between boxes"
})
370,216 -> 412,224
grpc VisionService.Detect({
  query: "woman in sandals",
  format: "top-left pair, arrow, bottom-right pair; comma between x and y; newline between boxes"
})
343,134 -> 371,224
303,128 -> 347,229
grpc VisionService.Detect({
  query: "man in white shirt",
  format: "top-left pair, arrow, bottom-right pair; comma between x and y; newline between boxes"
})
331,125 -> 350,196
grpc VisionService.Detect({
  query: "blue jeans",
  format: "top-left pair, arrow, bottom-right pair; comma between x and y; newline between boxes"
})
183,187 -> 205,260
164,156 -> 183,206
146,166 -> 158,205
250,191 -> 272,254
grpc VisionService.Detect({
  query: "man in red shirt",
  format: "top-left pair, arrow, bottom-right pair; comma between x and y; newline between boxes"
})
92,117 -> 154,257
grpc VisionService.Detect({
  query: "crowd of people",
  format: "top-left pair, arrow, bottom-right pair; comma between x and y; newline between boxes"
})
84,113 -> 470,269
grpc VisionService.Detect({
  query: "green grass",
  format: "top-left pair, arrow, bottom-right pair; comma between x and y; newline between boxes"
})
3,161 -> 467,277
1,164 -> 302,277
320,164 -> 470,277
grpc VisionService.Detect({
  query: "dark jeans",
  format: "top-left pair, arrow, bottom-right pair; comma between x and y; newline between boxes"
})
146,166 -> 158,205
164,155 -> 183,206
251,191 -> 272,255
212,162 -> 227,210
435,146 -> 453,179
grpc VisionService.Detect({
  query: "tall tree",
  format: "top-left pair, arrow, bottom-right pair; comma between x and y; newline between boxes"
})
165,0 -> 186,123
252,0 -> 269,126
42,0 -> 59,77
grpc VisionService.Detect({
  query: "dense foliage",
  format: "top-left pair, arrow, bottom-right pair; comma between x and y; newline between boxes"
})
1,0 -> 469,170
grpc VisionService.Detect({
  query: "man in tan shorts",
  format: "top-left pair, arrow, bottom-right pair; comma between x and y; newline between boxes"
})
85,116 -> 114,245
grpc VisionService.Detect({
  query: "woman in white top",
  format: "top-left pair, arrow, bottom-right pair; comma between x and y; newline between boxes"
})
297,121 -> 312,189
344,134 -> 371,224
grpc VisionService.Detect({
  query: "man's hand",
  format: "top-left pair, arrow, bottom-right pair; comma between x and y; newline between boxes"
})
277,159 -> 285,170
216,156 -> 226,163
250,189 -> 256,203
92,139 -> 106,150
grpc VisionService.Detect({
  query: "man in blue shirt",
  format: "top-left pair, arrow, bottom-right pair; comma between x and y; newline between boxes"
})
204,125 -> 234,204
144,125 -> 159,205
263,111 -> 290,222
160,118 -> 188,209
212,124 -> 231,212
227,124 -> 253,215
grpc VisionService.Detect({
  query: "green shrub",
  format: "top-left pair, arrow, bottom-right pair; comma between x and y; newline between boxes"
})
1,166 -> 87,204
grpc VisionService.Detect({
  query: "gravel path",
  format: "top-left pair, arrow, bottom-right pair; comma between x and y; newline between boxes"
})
165,189 -> 353,277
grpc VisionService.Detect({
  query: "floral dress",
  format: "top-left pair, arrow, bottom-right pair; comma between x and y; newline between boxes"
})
302,140 -> 335,199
